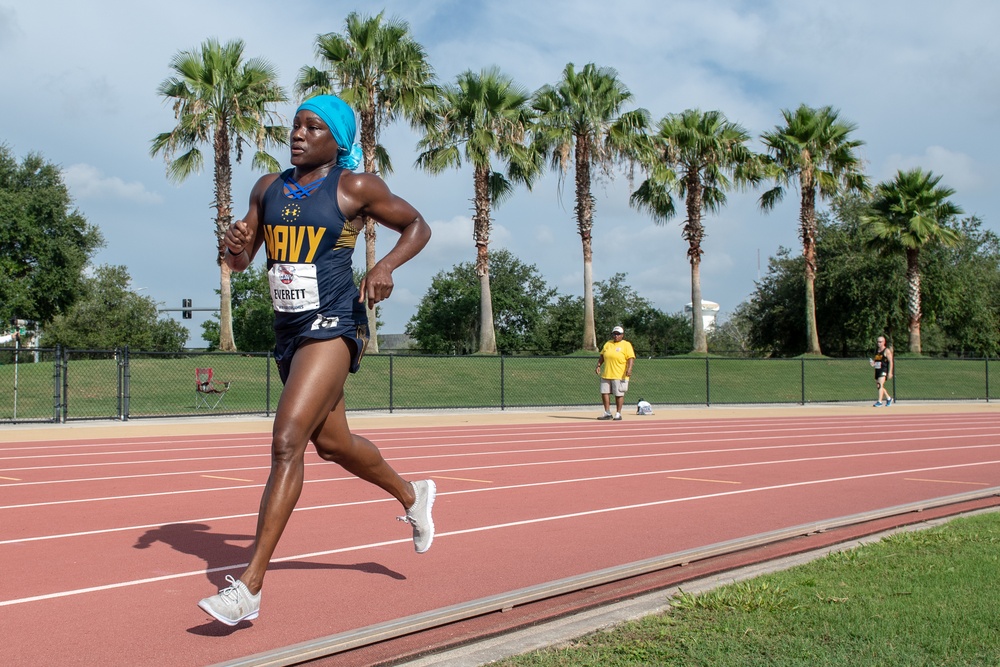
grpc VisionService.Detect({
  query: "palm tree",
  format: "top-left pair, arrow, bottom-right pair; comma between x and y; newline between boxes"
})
151,38 -> 287,351
532,63 -> 649,352
296,11 -> 437,352
415,67 -> 539,354
864,168 -> 963,354
759,104 -> 869,355
629,109 -> 758,353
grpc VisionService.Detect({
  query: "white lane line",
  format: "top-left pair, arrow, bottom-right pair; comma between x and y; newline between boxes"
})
904,478 -> 991,486
4,428 -> 999,480
3,452 -> 1000,544
4,417 -> 997,461
668,476 -> 740,484
3,458 -> 999,608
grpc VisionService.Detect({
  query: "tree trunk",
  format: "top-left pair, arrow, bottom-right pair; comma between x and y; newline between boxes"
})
478,254 -> 496,355
364,217 -> 379,353
583,244 -> 595,351
474,165 -> 497,354
690,261 -> 705,354
213,122 -> 236,351
219,261 -> 233,349
799,169 -> 822,356
906,247 -> 922,354
685,171 -> 707,353
576,135 -> 597,352
360,106 -> 380,352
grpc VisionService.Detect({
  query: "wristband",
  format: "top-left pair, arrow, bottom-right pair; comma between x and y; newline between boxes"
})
227,246 -> 245,256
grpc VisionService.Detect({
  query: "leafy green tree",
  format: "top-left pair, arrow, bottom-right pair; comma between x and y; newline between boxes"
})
745,207 -> 907,359
911,216 -> 999,357
629,109 -> 758,353
708,303 -> 756,357
813,199 -> 906,356
201,264 -> 275,352
407,249 -> 555,354
43,265 -> 187,351
406,269 -> 478,354
297,11 -> 437,352
863,169 -> 963,354
535,295 -> 584,355
415,68 -> 540,354
0,146 -> 104,326
742,200 -> 1000,357
532,63 -> 649,352
592,273 -> 651,337
151,38 -> 288,352
759,104 -> 870,355
742,247 -> 807,357
623,306 -> 693,356
231,264 -> 276,353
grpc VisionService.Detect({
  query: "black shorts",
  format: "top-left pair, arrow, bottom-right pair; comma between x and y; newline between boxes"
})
273,322 -> 370,384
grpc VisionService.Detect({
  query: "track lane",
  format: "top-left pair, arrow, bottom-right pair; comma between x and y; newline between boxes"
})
3,408 -> 1000,666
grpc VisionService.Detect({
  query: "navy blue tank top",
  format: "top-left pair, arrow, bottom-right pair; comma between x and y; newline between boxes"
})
260,168 -> 364,337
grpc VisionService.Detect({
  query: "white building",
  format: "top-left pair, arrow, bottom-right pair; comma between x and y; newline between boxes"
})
684,300 -> 720,331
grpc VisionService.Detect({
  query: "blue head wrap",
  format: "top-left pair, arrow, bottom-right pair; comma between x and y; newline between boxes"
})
296,95 -> 363,171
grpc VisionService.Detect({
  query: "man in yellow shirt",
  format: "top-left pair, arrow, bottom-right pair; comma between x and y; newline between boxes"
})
595,325 -> 636,421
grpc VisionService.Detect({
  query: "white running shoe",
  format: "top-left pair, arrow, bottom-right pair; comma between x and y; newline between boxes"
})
198,575 -> 260,626
399,479 -> 436,553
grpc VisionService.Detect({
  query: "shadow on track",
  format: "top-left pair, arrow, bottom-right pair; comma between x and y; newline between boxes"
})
133,522 -> 406,589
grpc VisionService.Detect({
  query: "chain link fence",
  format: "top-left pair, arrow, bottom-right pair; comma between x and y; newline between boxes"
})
0,346 -> 994,424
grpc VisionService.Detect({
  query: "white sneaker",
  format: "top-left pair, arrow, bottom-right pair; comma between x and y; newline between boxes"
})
198,575 -> 260,626
613,413 -> 623,421
398,479 -> 436,553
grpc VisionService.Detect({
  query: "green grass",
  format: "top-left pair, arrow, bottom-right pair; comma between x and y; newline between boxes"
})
494,511 -> 1000,667
0,352 -> 995,420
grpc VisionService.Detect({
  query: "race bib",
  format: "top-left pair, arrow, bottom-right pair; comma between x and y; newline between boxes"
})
268,263 -> 320,313
874,361 -> 882,369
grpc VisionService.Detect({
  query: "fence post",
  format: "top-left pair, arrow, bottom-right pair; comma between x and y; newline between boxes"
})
52,345 -> 62,423
116,348 -> 122,419
121,346 -> 130,421
12,337 -> 19,420
500,355 -> 505,411
986,357 -> 990,402
61,350 -> 69,423
705,356 -> 710,406
389,354 -> 394,413
265,352 -> 272,417
801,358 -> 806,405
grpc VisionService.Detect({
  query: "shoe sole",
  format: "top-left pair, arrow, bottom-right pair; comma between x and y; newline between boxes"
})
197,600 -> 259,626
415,480 -> 436,554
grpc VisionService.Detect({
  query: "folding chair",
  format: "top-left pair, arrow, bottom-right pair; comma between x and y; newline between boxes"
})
195,367 -> 231,409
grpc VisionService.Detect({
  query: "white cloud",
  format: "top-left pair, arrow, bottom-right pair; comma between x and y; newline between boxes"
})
4,0 -> 999,343
881,146 -> 984,192
0,6 -> 21,47
425,215 -> 473,258
62,164 -> 163,204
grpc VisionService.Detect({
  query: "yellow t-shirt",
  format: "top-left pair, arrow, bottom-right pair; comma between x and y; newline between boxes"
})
600,339 -> 636,379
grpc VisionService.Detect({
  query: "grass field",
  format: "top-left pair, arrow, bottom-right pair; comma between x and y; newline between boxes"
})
495,511 -> 1000,667
0,351 -> 995,421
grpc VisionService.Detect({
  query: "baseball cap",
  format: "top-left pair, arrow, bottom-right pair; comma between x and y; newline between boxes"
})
612,326 -> 624,334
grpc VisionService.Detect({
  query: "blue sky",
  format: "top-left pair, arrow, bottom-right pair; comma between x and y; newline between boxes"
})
1,1 -> 997,345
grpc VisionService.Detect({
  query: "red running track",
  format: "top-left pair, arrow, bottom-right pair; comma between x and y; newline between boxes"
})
3,410 -> 1000,666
